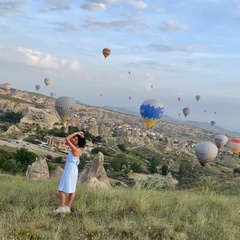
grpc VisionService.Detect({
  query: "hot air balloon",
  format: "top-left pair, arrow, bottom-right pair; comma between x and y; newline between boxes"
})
36,85 -> 41,91
229,138 -> 240,154
178,97 -> 181,101
210,121 -> 216,127
178,113 -> 181,118
128,71 -> 131,75
55,96 -> 76,127
44,78 -> 51,86
129,96 -> 131,100
183,107 -> 191,117
50,92 -> 55,97
196,95 -> 201,101
214,134 -> 228,149
195,142 -> 218,167
214,112 -> 216,115
3,83 -> 11,93
102,48 -> 111,58
100,93 -> 102,97
140,99 -> 164,129
204,109 -> 206,113
150,85 -> 153,89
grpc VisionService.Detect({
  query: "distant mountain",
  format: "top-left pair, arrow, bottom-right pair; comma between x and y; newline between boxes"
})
102,105 -> 140,116
102,105 -> 240,137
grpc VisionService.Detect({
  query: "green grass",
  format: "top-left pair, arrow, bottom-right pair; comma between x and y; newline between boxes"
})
1,173 -> 240,239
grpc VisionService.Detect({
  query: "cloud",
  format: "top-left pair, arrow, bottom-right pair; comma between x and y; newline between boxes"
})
0,0 -> 28,16
80,3 -> 106,11
83,0 -> 117,4
0,46 -> 81,72
232,5 -> 240,15
83,13 -> 146,32
160,20 -> 189,32
148,44 -> 192,53
155,6 -> 165,13
123,0 -> 148,9
42,0 -> 70,11
53,21 -> 79,32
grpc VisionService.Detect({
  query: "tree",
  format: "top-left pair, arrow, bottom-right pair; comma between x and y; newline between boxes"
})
130,163 -> 142,173
150,156 -> 160,173
91,147 -> 107,155
15,148 -> 38,170
162,165 -> 169,176
110,158 -> 122,171
117,144 -> 127,152
0,110 -> 23,124
78,153 -> 88,171
92,136 -> 102,144
178,160 -> 193,179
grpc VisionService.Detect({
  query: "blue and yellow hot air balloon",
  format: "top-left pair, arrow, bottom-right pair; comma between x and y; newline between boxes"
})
140,99 -> 164,128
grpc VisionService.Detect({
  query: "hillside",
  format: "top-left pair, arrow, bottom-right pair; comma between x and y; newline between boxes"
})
0,88 -> 240,190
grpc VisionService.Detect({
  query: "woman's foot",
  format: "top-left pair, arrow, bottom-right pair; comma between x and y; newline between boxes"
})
54,206 -> 71,213
64,206 -> 71,213
54,206 -> 66,213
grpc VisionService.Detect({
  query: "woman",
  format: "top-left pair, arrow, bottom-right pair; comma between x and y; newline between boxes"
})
54,131 -> 86,213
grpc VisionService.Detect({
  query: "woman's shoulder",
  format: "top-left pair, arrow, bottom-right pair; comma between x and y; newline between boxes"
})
69,150 -> 81,158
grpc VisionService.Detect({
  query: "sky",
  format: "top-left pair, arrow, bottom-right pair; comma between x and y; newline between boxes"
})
0,0 -> 240,131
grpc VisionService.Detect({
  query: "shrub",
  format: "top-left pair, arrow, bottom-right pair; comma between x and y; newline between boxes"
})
162,165 -> 169,176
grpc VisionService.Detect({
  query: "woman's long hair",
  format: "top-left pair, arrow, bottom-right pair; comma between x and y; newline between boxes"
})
76,135 -> 86,148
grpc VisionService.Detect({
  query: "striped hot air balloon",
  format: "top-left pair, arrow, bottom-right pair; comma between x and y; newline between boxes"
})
195,141 -> 218,167
55,96 -> 76,127
229,138 -> 240,154
140,99 -> 164,129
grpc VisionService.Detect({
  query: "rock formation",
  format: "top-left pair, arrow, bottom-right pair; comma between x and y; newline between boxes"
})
26,157 -> 49,180
50,166 -> 64,180
0,125 -> 22,137
78,152 -> 111,188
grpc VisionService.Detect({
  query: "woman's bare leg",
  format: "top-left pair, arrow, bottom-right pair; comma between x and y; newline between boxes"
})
59,191 -> 66,207
66,192 -> 76,207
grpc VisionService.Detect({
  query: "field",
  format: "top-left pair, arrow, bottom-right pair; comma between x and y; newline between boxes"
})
1,173 -> 240,240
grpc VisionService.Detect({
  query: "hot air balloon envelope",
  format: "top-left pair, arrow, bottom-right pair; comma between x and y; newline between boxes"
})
36,85 -> 41,91
183,107 -> 191,117
44,78 -> 51,86
196,95 -> 201,101
214,134 -> 228,149
55,96 -> 76,127
102,48 -> 111,58
3,83 -> 11,93
195,141 -> 218,167
140,99 -> 164,128
210,121 -> 216,127
229,138 -> 240,154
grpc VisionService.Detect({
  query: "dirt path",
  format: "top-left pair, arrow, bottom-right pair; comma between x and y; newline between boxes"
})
0,139 -> 67,158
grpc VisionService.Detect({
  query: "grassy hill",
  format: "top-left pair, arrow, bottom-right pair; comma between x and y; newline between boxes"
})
1,173 -> 240,239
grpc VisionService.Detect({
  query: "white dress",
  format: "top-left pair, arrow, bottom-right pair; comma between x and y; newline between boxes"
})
58,151 -> 80,194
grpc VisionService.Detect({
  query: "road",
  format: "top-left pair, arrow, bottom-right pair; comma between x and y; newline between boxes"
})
0,139 -> 67,158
